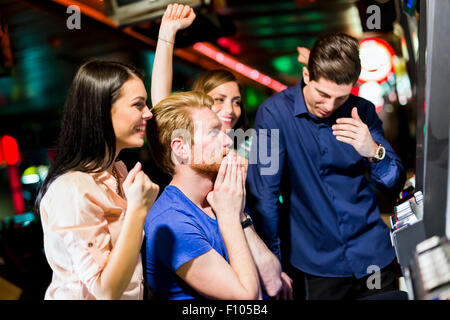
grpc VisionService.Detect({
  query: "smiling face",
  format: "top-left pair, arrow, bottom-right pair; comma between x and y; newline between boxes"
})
111,76 -> 152,152
189,107 -> 232,180
207,81 -> 242,131
302,67 -> 353,118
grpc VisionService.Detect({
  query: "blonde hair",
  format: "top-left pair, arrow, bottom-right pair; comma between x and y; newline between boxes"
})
146,91 -> 214,174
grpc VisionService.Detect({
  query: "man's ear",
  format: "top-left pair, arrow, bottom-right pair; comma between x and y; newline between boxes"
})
302,67 -> 310,85
171,137 -> 190,164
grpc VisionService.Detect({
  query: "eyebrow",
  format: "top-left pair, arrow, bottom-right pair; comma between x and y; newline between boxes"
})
213,93 -> 241,100
131,96 -> 146,102
316,89 -> 348,99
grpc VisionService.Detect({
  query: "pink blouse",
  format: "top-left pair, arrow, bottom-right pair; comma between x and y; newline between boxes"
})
39,161 -> 144,300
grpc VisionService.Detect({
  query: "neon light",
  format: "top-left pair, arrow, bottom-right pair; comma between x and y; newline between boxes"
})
193,42 -> 288,92
22,166 -> 43,184
359,38 -> 395,84
1,135 -> 25,214
1,135 -> 20,166
8,165 -> 26,214
217,37 -> 241,56
22,174 -> 40,185
358,81 -> 384,113
0,140 -> 3,164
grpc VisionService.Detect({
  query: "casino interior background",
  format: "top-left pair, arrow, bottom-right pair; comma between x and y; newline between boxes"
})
0,0 -> 448,300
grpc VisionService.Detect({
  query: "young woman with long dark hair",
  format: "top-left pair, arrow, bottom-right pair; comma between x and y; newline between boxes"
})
35,60 -> 159,299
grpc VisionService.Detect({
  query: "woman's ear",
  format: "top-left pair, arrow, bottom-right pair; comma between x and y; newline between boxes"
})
302,67 -> 310,85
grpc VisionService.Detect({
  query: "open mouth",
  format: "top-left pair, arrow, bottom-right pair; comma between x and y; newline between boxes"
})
219,116 -> 233,124
134,124 -> 146,136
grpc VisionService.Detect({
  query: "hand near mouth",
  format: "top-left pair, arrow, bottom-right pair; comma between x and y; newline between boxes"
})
206,156 -> 246,223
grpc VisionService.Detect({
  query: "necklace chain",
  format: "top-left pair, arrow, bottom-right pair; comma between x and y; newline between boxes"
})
111,165 -> 123,198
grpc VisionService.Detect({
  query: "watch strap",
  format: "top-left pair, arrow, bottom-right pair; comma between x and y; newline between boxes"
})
241,213 -> 253,229
368,143 -> 385,163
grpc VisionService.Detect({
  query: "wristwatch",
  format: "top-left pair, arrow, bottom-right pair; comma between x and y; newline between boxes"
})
241,213 -> 253,229
368,143 -> 386,163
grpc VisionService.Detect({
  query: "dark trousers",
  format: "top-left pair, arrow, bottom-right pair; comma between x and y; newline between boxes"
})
289,260 -> 399,300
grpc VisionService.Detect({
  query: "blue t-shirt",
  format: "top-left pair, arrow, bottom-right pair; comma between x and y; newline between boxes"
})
143,185 -> 229,300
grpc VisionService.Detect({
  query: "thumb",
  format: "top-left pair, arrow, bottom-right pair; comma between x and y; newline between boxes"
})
124,162 -> 141,185
206,192 -> 214,206
351,107 -> 361,121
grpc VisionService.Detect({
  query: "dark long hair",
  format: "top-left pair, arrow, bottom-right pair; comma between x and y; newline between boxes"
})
35,60 -> 144,213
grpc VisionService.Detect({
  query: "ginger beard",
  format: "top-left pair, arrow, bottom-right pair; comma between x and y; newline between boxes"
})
189,148 -> 229,181
189,148 -> 248,181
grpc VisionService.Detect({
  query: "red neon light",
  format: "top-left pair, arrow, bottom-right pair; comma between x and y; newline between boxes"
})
193,42 -> 288,92
1,135 -> 25,214
350,86 -> 359,96
1,135 -> 20,165
217,37 -> 242,56
358,38 -> 395,85
0,140 -> 3,164
8,165 -> 25,214
360,38 -> 395,57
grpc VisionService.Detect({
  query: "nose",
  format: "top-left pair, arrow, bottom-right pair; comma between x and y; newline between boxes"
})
222,99 -> 233,114
323,99 -> 335,112
142,106 -> 153,120
222,131 -> 233,148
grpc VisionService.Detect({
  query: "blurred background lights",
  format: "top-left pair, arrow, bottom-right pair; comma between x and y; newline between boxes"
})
21,166 -> 39,185
359,81 -> 384,113
21,165 -> 49,185
359,38 -> 394,84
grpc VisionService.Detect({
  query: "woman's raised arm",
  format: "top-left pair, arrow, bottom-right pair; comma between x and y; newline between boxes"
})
151,4 -> 196,106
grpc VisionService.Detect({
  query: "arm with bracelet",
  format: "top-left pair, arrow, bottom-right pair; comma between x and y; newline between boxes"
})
151,4 -> 195,106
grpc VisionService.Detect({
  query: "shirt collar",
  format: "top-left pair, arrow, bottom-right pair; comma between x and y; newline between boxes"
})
90,162 -> 124,189
293,78 -> 354,124
294,78 -> 309,117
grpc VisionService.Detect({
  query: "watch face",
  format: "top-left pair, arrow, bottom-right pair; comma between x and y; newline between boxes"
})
377,146 -> 385,159
377,148 -> 383,158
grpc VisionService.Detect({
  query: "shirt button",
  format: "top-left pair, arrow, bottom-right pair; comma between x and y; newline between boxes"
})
88,242 -> 93,248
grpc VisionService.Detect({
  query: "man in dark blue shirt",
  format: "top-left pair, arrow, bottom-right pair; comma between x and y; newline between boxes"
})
246,33 -> 405,300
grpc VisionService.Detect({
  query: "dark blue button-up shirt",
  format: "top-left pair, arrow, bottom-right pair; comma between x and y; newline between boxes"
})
246,80 -> 405,278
